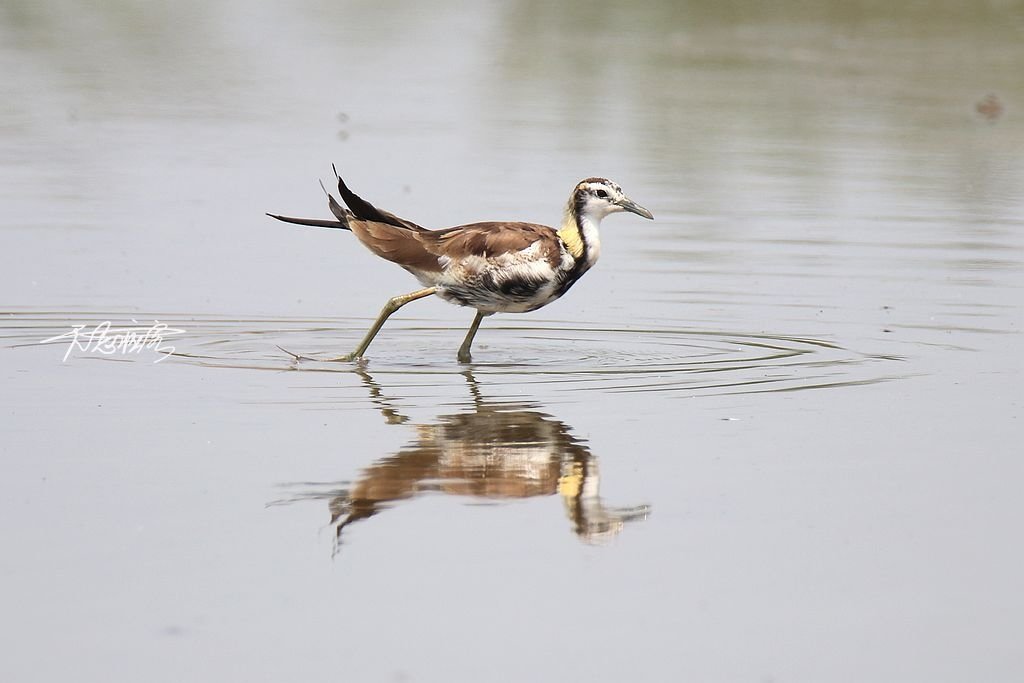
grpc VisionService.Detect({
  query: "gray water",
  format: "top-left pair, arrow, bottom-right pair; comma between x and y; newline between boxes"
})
2,2 -> 1023,681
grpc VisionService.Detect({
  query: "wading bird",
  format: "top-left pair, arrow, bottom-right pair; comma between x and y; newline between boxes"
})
268,168 -> 653,362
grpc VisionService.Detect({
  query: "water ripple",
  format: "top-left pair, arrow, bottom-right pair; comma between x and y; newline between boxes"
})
4,310 -> 906,400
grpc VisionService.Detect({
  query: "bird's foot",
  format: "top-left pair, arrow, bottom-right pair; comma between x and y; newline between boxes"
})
277,345 -> 364,363
325,352 -> 364,363
457,350 -> 473,364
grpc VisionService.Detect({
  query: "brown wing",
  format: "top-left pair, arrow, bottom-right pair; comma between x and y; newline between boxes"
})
350,220 -> 444,273
430,222 -> 562,267
350,220 -> 563,274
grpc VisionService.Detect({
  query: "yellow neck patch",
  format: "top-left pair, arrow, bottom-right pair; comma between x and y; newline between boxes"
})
557,462 -> 584,498
557,214 -> 584,259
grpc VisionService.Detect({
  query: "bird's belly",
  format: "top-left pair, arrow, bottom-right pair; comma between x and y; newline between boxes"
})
436,280 -> 560,313
410,268 -> 562,314
410,250 -> 583,314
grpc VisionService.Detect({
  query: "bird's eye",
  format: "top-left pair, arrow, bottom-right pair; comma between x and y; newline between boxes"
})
595,189 -> 609,198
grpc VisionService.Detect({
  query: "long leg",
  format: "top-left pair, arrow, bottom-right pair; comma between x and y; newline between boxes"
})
457,310 -> 488,363
331,287 -> 437,361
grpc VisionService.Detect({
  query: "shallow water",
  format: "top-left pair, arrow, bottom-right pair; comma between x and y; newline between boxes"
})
2,2 -> 1023,682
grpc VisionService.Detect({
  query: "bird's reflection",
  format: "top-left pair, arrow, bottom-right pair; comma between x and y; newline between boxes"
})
293,369 -> 649,552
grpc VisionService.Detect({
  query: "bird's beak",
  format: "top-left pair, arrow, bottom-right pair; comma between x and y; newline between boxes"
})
617,196 -> 654,220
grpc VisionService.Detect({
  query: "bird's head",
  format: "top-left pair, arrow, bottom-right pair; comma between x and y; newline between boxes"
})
573,178 -> 654,222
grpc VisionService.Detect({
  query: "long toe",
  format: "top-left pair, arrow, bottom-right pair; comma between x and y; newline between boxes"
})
327,353 -> 362,362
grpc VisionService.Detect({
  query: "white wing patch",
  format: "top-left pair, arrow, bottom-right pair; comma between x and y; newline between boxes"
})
440,242 -> 551,283
428,240 -> 567,313
494,258 -> 555,284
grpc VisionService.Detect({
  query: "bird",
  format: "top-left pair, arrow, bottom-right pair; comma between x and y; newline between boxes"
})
268,167 -> 653,362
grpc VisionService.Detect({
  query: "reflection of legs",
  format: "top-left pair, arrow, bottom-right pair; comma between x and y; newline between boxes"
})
332,287 -> 437,361
457,310 -> 488,363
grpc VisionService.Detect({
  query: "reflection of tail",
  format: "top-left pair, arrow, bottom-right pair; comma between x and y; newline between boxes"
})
327,494 -> 372,551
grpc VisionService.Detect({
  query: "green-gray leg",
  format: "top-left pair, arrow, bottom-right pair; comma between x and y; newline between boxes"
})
457,310 -> 488,363
331,287 -> 438,361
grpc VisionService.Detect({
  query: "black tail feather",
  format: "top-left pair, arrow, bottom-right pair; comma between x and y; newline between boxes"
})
266,213 -> 351,231
333,164 -> 379,221
332,164 -> 426,232
268,166 -> 427,233
318,179 -> 350,223
327,194 -> 350,223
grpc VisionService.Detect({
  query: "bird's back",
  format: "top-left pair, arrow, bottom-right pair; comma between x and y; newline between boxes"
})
350,219 -> 574,313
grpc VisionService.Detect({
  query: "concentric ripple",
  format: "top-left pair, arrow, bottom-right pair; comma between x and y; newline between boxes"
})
4,310 -> 905,399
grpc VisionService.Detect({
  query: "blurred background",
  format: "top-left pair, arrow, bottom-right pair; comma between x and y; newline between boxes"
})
3,0 -> 1022,317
